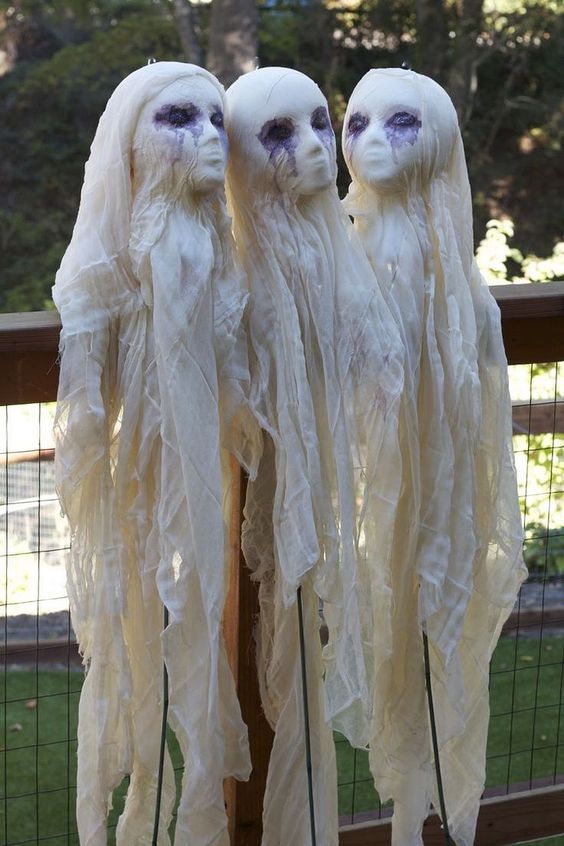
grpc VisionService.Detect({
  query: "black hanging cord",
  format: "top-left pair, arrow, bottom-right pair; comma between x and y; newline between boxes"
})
152,605 -> 170,846
422,629 -> 452,846
297,585 -> 318,846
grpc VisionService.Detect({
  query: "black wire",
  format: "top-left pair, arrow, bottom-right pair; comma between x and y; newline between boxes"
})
422,629 -> 452,846
297,586 -> 317,846
152,605 -> 170,846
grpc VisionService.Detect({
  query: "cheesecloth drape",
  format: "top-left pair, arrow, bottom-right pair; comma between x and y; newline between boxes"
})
225,67 -> 404,846
342,67 -> 526,845
53,61 -> 258,846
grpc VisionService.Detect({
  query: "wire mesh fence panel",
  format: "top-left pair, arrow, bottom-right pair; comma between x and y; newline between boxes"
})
1,402 -> 80,846
337,361 -> 564,826
1,359 -> 564,843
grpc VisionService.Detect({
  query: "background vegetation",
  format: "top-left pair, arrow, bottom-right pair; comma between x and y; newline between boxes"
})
0,0 -> 562,312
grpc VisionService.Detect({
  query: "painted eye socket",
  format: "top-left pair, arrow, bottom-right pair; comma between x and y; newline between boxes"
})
167,106 -> 200,126
210,110 -> 224,129
386,111 -> 419,128
263,119 -> 294,144
347,112 -> 369,136
311,107 -> 331,132
155,103 -> 201,127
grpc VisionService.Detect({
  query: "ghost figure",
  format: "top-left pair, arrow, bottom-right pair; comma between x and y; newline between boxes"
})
53,61 -> 258,846
225,67 -> 404,846
342,68 -> 526,845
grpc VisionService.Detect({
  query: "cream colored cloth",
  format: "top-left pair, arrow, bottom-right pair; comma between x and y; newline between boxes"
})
226,66 -> 404,846
53,61 -> 258,846
343,67 -> 526,846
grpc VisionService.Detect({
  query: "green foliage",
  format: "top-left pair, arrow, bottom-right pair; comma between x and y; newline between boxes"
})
477,217 -> 564,285
0,8 -> 181,311
0,0 -> 562,311
524,521 -> 564,578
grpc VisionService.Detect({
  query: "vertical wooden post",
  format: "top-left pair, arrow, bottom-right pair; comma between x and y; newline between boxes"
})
224,458 -> 274,845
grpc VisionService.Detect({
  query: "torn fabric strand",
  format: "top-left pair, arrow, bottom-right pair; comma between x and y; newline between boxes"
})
226,67 -> 404,845
53,61 -> 259,846
343,68 -> 526,846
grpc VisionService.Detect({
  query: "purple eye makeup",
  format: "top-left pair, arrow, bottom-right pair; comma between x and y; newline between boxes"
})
155,103 -> 201,128
384,110 -> 421,149
258,117 -> 298,175
311,106 -> 330,132
259,118 -> 295,146
311,106 -> 334,148
154,101 -> 205,150
210,110 -> 224,130
347,112 -> 369,138
153,101 -> 228,160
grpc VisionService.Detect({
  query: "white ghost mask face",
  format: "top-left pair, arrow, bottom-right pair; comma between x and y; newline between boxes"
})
133,76 -> 228,195
226,68 -> 337,198
344,76 -> 424,195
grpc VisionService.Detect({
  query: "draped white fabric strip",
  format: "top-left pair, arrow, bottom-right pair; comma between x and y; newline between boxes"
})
53,61 -> 259,846
225,67 -> 404,845
342,67 -> 526,846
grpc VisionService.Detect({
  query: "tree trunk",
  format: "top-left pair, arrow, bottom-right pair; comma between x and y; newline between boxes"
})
172,0 -> 203,66
207,0 -> 258,89
447,0 -> 484,127
415,0 -> 448,82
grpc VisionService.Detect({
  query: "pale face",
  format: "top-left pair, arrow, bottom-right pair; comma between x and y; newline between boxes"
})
256,99 -> 335,195
133,77 -> 227,195
227,70 -> 337,197
344,77 -> 423,194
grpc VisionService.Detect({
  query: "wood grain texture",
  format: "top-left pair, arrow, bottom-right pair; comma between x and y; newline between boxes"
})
0,312 -> 61,404
338,785 -> 564,846
225,471 -> 274,846
224,457 -> 244,841
1,283 -> 564,403
494,281 -> 564,320
512,400 -> 564,435
0,310 -> 61,351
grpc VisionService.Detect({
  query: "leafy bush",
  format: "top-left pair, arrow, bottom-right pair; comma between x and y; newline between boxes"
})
523,521 -> 564,578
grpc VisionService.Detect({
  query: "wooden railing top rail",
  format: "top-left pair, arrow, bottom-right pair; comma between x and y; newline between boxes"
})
1,282 -> 564,405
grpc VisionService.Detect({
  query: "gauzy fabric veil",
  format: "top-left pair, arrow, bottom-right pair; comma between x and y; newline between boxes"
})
225,67 -> 404,846
343,67 -> 526,845
53,61 -> 258,846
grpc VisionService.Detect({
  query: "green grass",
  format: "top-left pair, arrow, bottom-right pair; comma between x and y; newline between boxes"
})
0,670 -> 82,844
0,635 -> 563,844
336,634 -> 564,830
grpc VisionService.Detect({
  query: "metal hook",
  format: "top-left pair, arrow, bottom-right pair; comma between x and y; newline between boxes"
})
401,60 -> 412,71
147,57 -> 158,65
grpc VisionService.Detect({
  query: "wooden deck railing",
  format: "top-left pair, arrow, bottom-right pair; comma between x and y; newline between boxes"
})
1,280 -> 564,845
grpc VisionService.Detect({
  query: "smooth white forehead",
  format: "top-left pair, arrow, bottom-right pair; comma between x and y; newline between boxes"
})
349,74 -> 421,118
226,67 -> 327,130
150,76 -> 223,108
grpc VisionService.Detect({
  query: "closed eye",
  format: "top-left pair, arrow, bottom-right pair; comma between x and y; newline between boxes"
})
347,112 -> 369,136
260,119 -> 294,145
311,106 -> 331,132
386,111 -> 420,129
210,110 -> 224,129
155,103 -> 201,127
